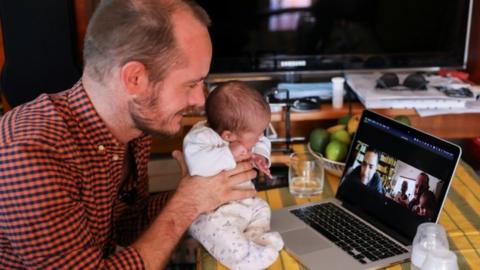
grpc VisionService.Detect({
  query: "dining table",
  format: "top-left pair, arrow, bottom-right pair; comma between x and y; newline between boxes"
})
196,145 -> 480,270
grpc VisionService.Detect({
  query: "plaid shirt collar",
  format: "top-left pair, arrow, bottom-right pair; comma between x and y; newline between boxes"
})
61,79 -> 153,221
63,80 -> 149,158
70,80 -> 123,149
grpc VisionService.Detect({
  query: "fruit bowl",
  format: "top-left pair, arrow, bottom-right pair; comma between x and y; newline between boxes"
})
307,143 -> 345,177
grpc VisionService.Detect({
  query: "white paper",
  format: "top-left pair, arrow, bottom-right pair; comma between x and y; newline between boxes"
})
346,73 -> 475,110
416,101 -> 480,116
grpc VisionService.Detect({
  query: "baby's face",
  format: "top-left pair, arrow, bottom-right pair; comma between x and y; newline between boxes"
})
418,195 -> 429,215
223,118 -> 269,150
236,129 -> 264,150
418,205 -> 427,216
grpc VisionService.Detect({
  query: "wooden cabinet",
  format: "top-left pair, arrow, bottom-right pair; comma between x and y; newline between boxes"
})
151,103 -> 480,154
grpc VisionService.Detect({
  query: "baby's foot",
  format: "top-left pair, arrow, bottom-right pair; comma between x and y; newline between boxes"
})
253,232 -> 284,251
244,227 -> 264,240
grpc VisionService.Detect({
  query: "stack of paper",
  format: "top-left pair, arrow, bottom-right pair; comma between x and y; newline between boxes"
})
416,101 -> 480,116
346,73 -> 475,109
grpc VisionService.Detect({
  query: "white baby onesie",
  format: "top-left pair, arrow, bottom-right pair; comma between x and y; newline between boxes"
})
183,121 -> 284,270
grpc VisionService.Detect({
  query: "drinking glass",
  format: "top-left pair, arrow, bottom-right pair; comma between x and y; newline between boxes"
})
288,152 -> 324,197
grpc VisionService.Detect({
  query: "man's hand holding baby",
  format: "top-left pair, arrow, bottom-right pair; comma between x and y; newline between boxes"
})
172,150 -> 257,216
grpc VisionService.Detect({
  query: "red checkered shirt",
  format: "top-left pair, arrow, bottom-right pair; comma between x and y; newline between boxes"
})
0,81 -> 172,269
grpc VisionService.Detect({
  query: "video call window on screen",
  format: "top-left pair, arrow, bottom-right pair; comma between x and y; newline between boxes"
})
340,140 -> 444,221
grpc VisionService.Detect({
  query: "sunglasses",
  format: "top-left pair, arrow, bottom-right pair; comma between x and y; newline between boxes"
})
376,73 -> 428,91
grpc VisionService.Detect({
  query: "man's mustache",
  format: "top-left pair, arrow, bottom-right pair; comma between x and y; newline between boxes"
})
180,106 -> 204,116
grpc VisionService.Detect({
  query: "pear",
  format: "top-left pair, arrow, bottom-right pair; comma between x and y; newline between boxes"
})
327,124 -> 346,133
347,114 -> 361,134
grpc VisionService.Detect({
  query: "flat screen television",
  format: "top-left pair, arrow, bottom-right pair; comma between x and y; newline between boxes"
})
196,0 -> 473,75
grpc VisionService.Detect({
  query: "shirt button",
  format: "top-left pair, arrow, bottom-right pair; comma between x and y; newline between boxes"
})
98,145 -> 105,151
112,154 -> 119,161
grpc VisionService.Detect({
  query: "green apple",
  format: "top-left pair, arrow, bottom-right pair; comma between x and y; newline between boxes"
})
325,140 -> 348,162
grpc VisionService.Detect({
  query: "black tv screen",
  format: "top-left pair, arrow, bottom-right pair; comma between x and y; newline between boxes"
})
197,0 -> 472,74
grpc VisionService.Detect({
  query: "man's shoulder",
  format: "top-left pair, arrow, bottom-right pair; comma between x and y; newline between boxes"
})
371,173 -> 384,192
341,166 -> 360,185
372,173 -> 382,184
0,93 -> 69,148
346,165 -> 361,176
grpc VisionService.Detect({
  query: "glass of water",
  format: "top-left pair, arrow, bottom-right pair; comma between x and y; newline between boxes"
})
289,152 -> 324,197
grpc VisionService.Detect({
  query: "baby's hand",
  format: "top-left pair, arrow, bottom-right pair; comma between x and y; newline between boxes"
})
251,153 -> 272,178
229,141 -> 251,162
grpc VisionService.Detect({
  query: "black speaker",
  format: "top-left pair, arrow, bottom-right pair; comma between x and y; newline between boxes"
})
0,0 -> 81,107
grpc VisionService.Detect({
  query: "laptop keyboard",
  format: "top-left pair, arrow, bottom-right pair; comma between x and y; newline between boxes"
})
291,202 -> 409,264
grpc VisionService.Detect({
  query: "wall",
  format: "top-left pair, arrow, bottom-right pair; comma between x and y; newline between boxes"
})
73,0 -> 99,57
0,0 -> 98,77
0,0 -> 98,111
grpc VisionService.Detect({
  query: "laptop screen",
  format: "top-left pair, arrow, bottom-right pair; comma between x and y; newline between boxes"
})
336,110 -> 461,242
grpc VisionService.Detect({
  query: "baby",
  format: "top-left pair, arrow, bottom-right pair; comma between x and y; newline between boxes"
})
183,81 -> 283,269
394,180 -> 409,207
413,190 -> 435,219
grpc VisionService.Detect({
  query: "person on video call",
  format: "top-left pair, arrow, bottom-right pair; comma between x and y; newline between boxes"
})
412,190 -> 435,219
394,180 -> 409,207
341,148 -> 384,194
408,172 -> 434,212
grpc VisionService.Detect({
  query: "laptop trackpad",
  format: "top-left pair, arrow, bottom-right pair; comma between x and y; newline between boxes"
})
282,228 -> 331,255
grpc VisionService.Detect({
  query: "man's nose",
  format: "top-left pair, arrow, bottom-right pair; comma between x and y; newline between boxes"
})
188,84 -> 206,107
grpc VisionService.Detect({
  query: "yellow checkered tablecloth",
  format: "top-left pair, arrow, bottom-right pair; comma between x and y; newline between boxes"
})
197,157 -> 480,269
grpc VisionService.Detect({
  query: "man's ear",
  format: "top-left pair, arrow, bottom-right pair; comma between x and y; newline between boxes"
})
221,130 -> 237,142
120,61 -> 149,95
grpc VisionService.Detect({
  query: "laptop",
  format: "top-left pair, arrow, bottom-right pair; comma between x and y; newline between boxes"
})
271,110 -> 461,270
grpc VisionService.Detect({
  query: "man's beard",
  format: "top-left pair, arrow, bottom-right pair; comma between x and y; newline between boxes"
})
131,111 -> 180,139
129,97 -> 199,139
